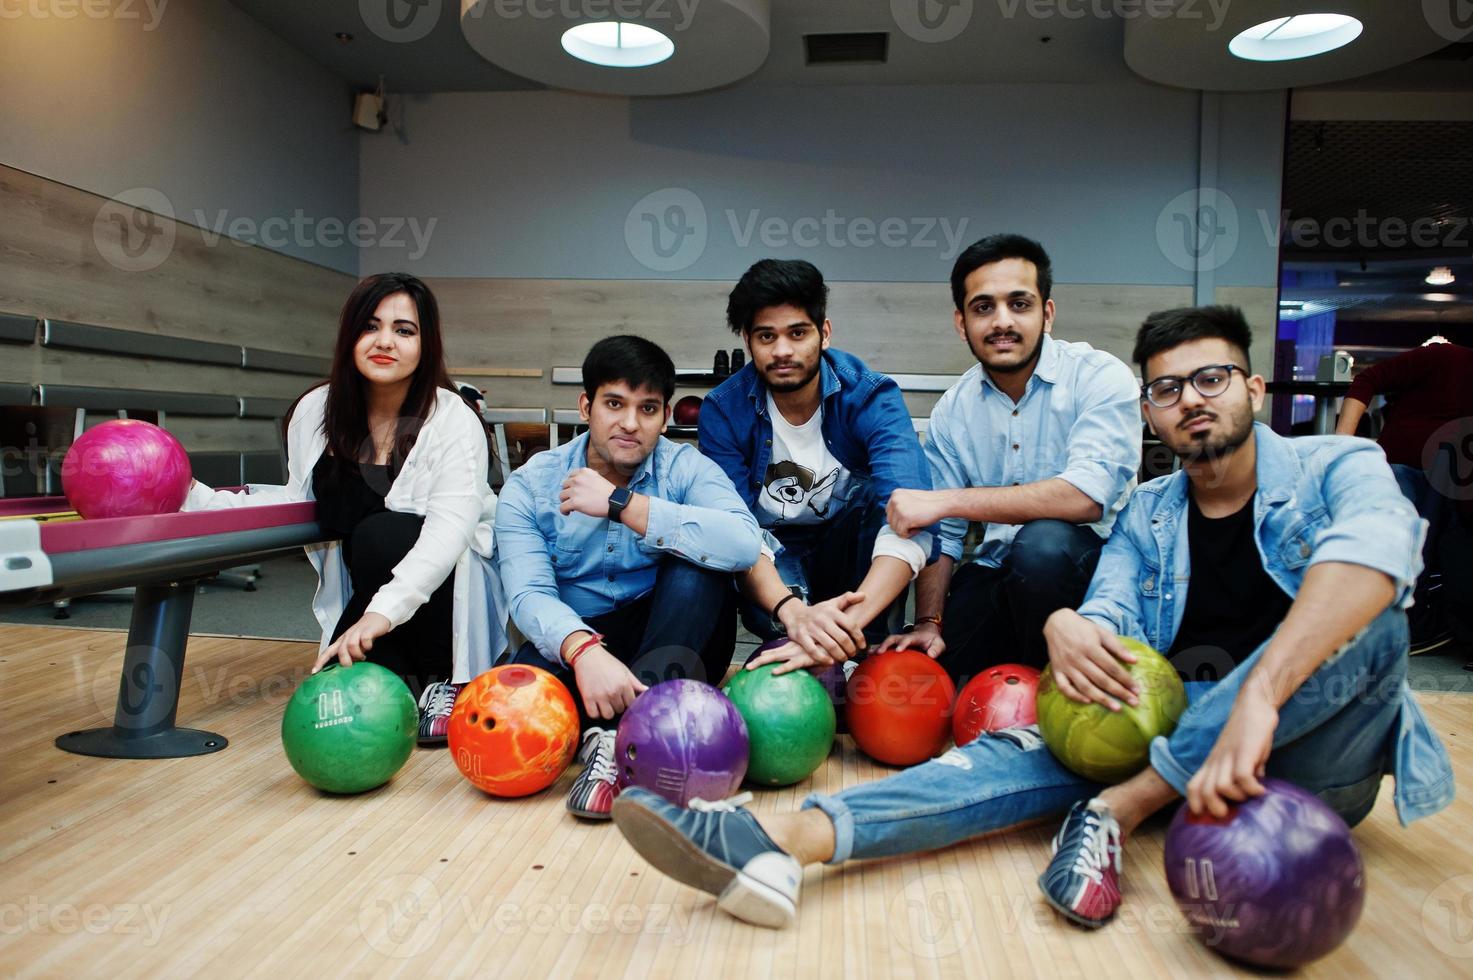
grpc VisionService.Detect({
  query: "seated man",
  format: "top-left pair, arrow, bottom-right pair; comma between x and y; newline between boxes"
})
699,259 -> 935,671
609,305 -> 1453,929
494,336 -> 762,819
883,234 -> 1141,679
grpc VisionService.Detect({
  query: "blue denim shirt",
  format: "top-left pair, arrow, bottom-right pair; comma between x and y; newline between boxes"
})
699,348 -> 937,558
494,433 -> 761,665
926,335 -> 1142,565
1078,423 -> 1452,824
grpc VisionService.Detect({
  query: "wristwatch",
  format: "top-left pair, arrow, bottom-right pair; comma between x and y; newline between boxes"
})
607,486 -> 633,524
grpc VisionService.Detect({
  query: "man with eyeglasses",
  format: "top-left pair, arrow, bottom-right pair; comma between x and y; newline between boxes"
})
878,233 -> 1142,680
609,304 -> 1450,933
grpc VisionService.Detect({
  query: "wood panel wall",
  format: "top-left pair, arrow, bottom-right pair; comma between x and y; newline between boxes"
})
0,165 -> 352,453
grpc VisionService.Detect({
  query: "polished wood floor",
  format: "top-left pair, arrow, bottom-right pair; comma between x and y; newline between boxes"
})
2,625 -> 1471,978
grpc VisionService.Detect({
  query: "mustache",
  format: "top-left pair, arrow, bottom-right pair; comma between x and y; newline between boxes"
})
1179,409 -> 1217,429
985,332 -> 1023,345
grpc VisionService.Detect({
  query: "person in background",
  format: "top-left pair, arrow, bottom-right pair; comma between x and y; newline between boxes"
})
185,272 -> 508,744
494,336 -> 762,820
1336,338 -> 1473,653
698,259 -> 935,676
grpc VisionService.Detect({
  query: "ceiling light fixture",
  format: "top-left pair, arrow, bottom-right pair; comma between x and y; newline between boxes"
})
561,22 -> 674,68
1425,266 -> 1455,286
1228,13 -> 1363,62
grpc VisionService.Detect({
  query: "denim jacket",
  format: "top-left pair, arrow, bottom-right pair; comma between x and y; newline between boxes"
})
1078,423 -> 1452,825
698,348 -> 937,557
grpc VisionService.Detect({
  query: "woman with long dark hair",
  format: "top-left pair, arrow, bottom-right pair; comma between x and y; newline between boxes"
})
185,272 -> 507,742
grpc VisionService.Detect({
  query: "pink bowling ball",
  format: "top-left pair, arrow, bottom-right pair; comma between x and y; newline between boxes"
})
62,419 -> 192,520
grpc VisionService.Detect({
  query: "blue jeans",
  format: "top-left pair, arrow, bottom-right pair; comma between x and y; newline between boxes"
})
509,557 -> 737,729
936,519 -> 1103,679
740,481 -> 904,646
804,607 -> 1408,863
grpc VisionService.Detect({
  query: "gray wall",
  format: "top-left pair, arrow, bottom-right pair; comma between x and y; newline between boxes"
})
359,83 -> 1286,288
0,0 -> 359,275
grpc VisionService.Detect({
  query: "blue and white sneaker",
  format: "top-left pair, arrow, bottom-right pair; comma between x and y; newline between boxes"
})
1038,798 -> 1123,928
611,787 -> 802,928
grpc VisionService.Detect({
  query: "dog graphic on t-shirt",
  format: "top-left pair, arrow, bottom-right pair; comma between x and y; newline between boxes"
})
763,459 -> 840,521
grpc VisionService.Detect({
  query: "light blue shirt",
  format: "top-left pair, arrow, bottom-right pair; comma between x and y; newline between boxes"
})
925,334 -> 1142,565
494,433 -> 762,665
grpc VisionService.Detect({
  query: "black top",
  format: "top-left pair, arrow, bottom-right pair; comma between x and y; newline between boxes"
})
311,454 -> 391,564
1166,492 -> 1293,682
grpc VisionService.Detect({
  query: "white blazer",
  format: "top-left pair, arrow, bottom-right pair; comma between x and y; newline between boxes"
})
184,384 -> 509,682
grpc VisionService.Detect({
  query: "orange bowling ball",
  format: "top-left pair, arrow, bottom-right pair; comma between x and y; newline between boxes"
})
448,665 -> 579,797
846,650 -> 956,766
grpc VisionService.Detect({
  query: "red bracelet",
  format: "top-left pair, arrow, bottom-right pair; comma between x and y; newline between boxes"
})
565,632 -> 605,669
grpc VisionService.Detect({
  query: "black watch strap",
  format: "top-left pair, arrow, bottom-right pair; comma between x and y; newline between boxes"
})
608,486 -> 633,523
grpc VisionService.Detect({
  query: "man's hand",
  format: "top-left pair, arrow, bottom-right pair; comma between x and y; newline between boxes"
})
1187,691 -> 1277,818
886,488 -> 950,539
573,646 -> 648,720
744,639 -> 829,676
560,467 -> 618,518
314,612 -> 393,672
1042,609 -> 1140,711
878,621 -> 946,659
778,591 -> 867,665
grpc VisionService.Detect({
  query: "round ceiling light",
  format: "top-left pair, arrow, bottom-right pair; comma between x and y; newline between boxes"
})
1229,13 -> 1363,62
561,22 -> 674,68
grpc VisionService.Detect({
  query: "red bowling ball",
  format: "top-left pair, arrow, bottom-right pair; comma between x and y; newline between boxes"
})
846,650 -> 956,766
952,664 -> 1041,747
673,395 -> 703,426
61,419 -> 192,520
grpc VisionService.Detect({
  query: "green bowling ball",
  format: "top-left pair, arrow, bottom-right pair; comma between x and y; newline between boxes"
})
281,662 -> 417,794
1036,636 -> 1187,783
722,662 -> 836,787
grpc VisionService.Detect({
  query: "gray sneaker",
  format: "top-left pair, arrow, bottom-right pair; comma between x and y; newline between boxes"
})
611,786 -> 802,927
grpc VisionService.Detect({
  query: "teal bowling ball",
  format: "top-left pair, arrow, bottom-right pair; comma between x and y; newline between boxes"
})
281,663 -> 417,793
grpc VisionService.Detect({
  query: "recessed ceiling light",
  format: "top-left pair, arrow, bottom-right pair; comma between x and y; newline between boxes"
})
561,22 -> 674,68
1423,293 -> 1457,303
1228,13 -> 1363,62
1426,266 -> 1455,286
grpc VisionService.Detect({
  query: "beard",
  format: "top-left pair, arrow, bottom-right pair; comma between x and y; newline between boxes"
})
1168,400 -> 1255,465
968,330 -> 1044,375
762,357 -> 821,393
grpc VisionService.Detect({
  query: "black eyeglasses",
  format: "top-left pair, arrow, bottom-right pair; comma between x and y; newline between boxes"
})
1141,364 -> 1247,409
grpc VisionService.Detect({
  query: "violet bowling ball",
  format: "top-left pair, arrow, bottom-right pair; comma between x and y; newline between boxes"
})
62,419 -> 192,520
1164,778 -> 1366,968
614,679 -> 748,807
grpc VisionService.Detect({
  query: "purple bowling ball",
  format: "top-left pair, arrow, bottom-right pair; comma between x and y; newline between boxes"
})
1164,778 -> 1365,968
615,679 -> 748,807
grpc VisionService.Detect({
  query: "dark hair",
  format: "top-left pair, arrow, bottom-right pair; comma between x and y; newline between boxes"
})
582,335 -> 676,404
1133,305 -> 1253,380
318,272 -> 460,475
949,234 -> 1053,311
726,259 -> 829,336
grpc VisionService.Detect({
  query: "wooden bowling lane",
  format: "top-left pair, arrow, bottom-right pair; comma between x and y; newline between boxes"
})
1,623 -> 1471,978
